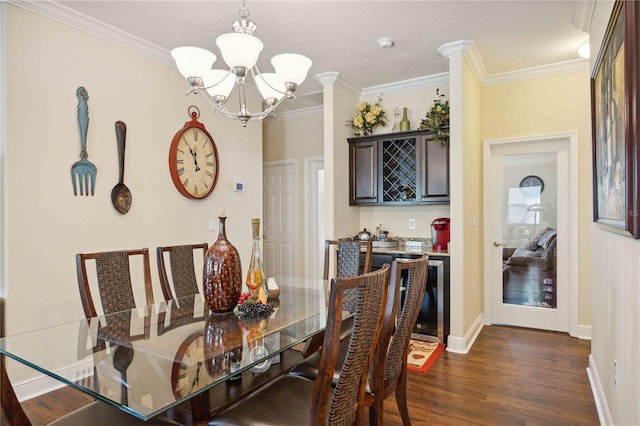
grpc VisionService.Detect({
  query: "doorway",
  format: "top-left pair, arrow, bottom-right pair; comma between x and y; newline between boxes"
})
263,161 -> 297,278
483,132 -> 578,334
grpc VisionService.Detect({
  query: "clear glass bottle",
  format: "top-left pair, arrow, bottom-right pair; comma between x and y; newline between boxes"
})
246,218 -> 268,304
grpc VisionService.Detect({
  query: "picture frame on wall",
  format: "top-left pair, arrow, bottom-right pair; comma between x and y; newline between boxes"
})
591,0 -> 640,239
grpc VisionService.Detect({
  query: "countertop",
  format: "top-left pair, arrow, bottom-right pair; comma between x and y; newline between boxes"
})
371,246 -> 450,257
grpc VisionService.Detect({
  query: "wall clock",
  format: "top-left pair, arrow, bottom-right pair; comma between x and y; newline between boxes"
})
171,333 -> 208,399
519,175 -> 544,193
169,106 -> 219,199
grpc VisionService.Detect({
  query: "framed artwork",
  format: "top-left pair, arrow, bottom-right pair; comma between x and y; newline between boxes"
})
591,0 -> 640,238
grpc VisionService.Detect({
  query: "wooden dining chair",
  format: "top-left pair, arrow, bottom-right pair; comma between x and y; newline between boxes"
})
0,298 -> 181,426
290,254 -> 429,426
323,239 -> 373,280
299,239 -> 374,357
208,264 -> 390,426
156,243 -> 208,301
76,248 -> 154,319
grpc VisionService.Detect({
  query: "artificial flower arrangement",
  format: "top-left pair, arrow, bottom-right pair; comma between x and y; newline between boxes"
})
419,89 -> 450,146
349,95 -> 387,137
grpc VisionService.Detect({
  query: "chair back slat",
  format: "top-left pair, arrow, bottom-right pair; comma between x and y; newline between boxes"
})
76,248 -> 153,319
310,264 -> 390,425
323,239 -> 372,280
156,243 -> 207,301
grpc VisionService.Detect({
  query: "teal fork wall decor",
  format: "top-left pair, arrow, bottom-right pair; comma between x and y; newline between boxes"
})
71,87 -> 97,196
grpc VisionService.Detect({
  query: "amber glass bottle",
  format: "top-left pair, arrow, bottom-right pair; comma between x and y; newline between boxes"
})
246,218 -> 268,304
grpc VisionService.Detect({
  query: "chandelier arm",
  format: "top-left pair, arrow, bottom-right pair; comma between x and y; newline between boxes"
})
201,69 -> 234,92
252,65 -> 288,96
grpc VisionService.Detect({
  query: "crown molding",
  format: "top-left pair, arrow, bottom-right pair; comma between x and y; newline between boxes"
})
574,1 -> 596,33
8,0 -> 172,65
438,40 -> 488,85
315,72 -> 361,98
266,105 -> 323,122
361,73 -> 449,98
483,58 -> 589,86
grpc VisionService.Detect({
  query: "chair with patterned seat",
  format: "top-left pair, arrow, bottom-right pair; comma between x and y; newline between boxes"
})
156,243 -> 208,301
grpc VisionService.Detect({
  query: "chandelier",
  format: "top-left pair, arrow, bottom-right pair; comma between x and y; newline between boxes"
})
171,2 -> 312,127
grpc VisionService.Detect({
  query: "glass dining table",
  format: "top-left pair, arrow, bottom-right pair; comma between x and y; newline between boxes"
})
0,277 -> 332,422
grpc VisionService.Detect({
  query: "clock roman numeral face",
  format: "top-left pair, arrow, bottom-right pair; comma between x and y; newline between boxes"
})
171,126 -> 219,199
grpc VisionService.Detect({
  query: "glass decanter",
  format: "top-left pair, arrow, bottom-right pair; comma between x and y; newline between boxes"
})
246,218 -> 268,304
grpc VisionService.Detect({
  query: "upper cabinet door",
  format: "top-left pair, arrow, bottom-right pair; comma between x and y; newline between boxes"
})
349,140 -> 378,205
421,133 -> 450,203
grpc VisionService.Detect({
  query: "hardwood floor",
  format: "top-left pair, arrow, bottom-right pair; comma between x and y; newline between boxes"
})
16,325 -> 598,425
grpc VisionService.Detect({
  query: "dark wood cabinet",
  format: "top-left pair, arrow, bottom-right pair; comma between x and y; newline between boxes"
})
348,129 -> 449,206
420,133 -> 450,203
349,140 -> 378,204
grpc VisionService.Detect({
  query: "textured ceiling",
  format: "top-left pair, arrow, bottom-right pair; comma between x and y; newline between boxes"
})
45,1 -> 591,108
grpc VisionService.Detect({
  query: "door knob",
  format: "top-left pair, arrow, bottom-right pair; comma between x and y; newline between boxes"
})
493,241 -> 506,247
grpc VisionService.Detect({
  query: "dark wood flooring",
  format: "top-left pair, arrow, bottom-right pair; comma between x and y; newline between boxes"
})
15,325 -> 598,425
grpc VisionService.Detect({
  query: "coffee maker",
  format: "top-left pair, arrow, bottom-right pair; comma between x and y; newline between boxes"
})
431,218 -> 450,251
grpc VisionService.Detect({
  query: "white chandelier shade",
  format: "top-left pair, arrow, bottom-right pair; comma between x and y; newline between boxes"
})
203,69 -> 236,99
216,33 -> 264,70
171,47 -> 217,80
170,2 -> 312,127
271,54 -> 312,86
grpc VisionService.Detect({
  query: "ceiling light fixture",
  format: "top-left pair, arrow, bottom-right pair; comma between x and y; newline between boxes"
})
171,1 -> 312,127
578,43 -> 590,59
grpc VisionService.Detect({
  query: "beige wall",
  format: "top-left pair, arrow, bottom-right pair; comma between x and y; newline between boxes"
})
587,1 -> 640,424
481,70 -> 592,327
263,113 -> 323,276
2,4 -> 263,349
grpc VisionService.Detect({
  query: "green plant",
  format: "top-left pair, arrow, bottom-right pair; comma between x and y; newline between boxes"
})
419,89 -> 450,146
349,95 -> 387,137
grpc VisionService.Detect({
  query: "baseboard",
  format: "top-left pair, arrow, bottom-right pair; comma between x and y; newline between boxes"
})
14,359 -> 94,402
445,313 -> 484,354
577,324 -> 592,340
587,353 -> 612,426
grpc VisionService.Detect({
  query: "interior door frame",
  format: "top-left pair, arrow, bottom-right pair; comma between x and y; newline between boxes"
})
304,156 -> 324,279
483,132 -> 579,337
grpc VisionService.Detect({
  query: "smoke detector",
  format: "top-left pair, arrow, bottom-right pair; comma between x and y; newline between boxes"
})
377,37 -> 394,49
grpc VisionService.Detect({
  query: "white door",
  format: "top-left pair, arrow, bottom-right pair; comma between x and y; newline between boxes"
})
263,161 -> 296,278
484,133 -> 578,333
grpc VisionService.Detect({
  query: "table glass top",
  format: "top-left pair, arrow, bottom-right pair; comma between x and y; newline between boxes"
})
0,277 -> 329,420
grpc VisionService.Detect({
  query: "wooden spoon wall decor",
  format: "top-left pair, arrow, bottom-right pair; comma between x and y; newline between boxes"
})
111,121 -> 132,214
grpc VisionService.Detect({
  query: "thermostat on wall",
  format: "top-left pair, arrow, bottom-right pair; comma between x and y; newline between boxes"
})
234,182 -> 245,192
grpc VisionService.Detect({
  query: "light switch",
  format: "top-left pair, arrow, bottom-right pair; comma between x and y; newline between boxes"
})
409,218 -> 416,229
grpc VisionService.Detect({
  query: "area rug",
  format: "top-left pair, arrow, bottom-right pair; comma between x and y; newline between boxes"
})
406,340 -> 444,373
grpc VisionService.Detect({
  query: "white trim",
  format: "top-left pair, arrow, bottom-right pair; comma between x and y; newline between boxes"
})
14,359 -> 93,402
446,313 -> 484,354
268,105 -> 323,122
575,1 -> 596,33
315,72 -> 360,98
483,59 -> 589,87
8,0 -> 171,65
361,73 -> 449,97
482,132 -> 579,336
577,324 -> 592,340
304,156 -> 324,279
587,354 -> 613,426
